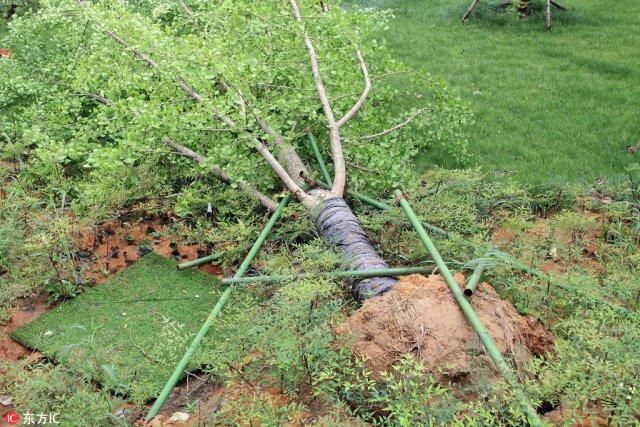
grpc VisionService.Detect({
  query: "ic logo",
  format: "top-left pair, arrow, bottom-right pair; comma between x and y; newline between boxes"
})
3,411 -> 19,425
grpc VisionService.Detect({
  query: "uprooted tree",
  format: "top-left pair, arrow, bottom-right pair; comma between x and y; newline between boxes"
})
0,0 -> 469,300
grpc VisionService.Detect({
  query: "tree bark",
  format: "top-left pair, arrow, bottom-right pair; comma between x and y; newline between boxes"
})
462,0 -> 480,21
163,137 -> 278,212
312,196 -> 396,301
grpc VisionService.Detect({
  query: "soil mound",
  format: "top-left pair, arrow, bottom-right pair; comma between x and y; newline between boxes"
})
347,274 -> 552,381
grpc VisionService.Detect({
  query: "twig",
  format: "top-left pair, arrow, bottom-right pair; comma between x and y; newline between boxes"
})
359,108 -> 429,141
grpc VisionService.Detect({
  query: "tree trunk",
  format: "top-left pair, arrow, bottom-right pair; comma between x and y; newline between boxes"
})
312,196 -> 397,301
517,0 -> 529,15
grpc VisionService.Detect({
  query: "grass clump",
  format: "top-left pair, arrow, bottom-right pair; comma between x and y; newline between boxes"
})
0,361 -> 125,426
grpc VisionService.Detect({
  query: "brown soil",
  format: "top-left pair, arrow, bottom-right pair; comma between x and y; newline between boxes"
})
543,404 -> 608,426
131,375 -> 224,426
347,274 -> 553,382
73,216 -> 221,285
492,209 -> 607,276
0,293 -> 47,363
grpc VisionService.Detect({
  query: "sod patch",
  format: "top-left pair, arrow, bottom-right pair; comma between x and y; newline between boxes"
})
12,253 -> 253,403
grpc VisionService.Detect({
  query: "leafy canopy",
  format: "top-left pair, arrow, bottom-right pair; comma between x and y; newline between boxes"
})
0,0 -> 469,217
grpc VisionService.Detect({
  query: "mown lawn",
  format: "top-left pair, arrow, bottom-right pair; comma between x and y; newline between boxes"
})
345,0 -> 640,185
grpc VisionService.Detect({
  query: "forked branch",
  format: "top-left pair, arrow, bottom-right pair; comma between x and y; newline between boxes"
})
289,0 -> 372,197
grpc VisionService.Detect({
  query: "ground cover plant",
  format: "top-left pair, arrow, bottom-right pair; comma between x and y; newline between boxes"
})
1,0 -> 639,426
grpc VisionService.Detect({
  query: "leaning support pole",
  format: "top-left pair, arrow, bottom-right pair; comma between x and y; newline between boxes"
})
395,190 -> 542,427
462,0 -> 481,21
464,262 -> 487,297
307,134 -> 333,184
221,266 -> 432,286
146,195 -> 291,421
177,254 -> 218,271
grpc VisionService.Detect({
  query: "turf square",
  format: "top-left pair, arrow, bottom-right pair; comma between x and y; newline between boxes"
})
12,253 -> 249,403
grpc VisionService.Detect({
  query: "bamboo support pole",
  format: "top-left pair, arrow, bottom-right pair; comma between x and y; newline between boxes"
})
464,262 -> 487,297
220,266 -> 432,286
146,194 -> 291,420
307,134 -> 333,184
177,254 -> 218,271
462,0 -> 481,21
395,190 -> 542,427
545,0 -> 552,29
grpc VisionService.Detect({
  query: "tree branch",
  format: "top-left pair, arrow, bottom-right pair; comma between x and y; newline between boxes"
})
91,17 -> 311,201
289,0 -> 347,196
98,25 -> 204,103
163,137 -> 278,212
177,0 -> 201,30
289,0 -> 335,126
225,81 -> 310,186
252,139 -> 314,206
336,49 -> 371,128
359,108 -> 429,141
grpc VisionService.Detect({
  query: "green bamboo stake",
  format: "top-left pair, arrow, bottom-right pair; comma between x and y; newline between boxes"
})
307,133 -> 447,234
176,254 -> 218,271
463,262 -> 486,297
307,134 -> 333,184
146,195 -> 291,421
221,266 -> 431,285
395,190 -> 542,427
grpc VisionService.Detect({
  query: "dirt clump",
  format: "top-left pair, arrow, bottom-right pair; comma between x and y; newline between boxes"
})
347,274 -> 553,382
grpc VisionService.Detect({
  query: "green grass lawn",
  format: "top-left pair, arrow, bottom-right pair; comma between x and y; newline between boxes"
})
346,0 -> 640,185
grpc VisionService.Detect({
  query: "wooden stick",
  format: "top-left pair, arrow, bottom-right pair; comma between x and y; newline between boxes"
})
462,0 -> 481,21
545,0 -> 552,30
550,0 -> 567,11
